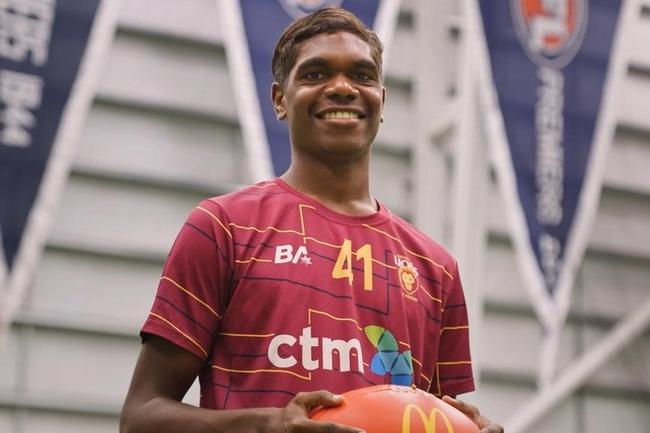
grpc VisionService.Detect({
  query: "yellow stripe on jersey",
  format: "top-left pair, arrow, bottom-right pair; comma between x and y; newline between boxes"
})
229,222 -> 304,235
440,325 -> 469,333
362,224 -> 454,280
211,364 -> 312,381
404,291 -> 442,307
162,276 -> 222,319
225,203 -> 313,237
235,257 -> 273,264
196,206 -> 232,238
308,308 -> 363,331
303,236 -> 341,249
369,258 -> 398,270
433,361 -> 473,395
437,361 -> 472,366
299,204 -> 315,235
149,312 -> 208,358
219,332 -> 276,338
419,286 -> 442,304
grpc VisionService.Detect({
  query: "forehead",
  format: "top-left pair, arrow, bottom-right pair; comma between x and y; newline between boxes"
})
292,31 -> 377,69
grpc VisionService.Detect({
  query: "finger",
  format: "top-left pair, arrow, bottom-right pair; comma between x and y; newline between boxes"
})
442,395 -> 479,415
478,424 -> 504,433
441,395 -> 457,405
442,397 -> 501,431
293,390 -> 344,411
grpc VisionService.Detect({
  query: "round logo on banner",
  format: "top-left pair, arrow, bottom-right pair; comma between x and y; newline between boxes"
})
278,0 -> 344,19
511,0 -> 588,68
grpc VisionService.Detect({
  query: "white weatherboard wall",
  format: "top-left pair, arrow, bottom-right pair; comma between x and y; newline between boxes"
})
0,1 -> 649,432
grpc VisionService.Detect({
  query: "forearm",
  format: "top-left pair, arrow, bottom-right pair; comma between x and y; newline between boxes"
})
121,395 -> 279,433
120,340 -> 357,433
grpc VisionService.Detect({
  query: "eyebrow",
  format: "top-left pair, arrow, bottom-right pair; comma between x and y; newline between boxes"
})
295,56 -> 379,73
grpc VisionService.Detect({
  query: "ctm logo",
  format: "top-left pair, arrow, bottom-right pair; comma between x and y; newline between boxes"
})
267,326 -> 364,373
266,324 -> 410,381
402,404 -> 456,433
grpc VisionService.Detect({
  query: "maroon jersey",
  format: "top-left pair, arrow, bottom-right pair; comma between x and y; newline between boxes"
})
142,179 -> 475,409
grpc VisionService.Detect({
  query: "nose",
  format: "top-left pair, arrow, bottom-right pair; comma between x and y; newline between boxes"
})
324,75 -> 359,101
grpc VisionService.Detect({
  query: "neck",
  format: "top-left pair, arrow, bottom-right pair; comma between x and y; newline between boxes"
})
281,154 -> 376,217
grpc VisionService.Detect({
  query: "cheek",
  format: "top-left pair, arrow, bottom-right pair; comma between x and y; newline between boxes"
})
286,97 -> 312,120
365,89 -> 384,111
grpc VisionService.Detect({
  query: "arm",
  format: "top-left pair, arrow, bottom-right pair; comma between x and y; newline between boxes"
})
120,335 -> 364,433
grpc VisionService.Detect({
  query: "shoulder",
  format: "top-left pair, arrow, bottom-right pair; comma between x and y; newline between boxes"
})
383,210 -> 459,276
191,180 -> 296,224
204,180 -> 285,211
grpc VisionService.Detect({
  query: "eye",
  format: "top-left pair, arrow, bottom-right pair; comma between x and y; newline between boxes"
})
304,71 -> 324,80
353,72 -> 373,82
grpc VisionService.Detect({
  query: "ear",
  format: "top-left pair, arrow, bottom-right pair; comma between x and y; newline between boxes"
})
271,82 -> 287,120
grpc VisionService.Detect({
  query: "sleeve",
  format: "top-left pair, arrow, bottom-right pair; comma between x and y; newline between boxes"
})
434,261 -> 476,397
140,199 -> 234,361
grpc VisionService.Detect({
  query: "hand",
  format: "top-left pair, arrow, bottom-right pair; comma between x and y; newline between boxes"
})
442,396 -> 504,433
269,390 -> 365,433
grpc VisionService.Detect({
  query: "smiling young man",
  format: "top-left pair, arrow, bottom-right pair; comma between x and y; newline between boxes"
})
272,29 -> 383,218
120,7 -> 502,433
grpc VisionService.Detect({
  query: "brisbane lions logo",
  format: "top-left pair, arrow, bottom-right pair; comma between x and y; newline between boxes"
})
394,255 -> 419,296
511,0 -> 588,68
279,0 -> 344,19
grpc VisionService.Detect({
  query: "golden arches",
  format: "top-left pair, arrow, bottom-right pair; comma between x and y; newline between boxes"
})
402,404 -> 456,433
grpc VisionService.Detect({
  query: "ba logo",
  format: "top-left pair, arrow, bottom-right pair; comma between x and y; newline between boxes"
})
365,325 -> 413,386
274,244 -> 312,265
394,255 -> 419,295
401,404 -> 456,433
278,0 -> 343,19
511,0 -> 588,68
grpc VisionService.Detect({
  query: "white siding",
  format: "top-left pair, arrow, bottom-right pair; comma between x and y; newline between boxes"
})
1,1 -> 649,433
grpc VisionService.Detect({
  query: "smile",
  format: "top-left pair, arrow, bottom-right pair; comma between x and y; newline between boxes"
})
322,111 -> 360,120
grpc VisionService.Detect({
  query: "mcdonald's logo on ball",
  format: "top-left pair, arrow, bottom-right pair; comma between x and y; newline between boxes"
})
311,385 -> 479,433
402,404 -> 455,433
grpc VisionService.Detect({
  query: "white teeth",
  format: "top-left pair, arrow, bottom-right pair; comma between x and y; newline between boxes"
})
323,111 -> 359,120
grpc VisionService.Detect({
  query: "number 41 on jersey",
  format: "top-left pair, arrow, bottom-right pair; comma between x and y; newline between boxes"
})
332,239 -> 373,291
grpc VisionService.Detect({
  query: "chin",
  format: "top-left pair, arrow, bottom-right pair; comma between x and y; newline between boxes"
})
318,141 -> 370,161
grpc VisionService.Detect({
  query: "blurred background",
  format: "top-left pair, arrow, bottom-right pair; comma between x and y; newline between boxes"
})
0,0 -> 649,432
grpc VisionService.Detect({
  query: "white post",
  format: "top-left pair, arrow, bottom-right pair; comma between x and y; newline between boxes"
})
452,0 -> 490,384
412,0 -> 452,243
218,0 -> 274,182
506,295 -> 650,433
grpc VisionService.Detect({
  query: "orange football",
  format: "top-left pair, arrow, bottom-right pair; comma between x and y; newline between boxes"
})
311,385 -> 479,433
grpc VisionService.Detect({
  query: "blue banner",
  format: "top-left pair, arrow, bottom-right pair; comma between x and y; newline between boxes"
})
239,0 -> 383,176
479,0 -> 622,296
0,0 -> 101,271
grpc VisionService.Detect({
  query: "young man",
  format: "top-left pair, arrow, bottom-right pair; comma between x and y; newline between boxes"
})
121,7 -> 503,433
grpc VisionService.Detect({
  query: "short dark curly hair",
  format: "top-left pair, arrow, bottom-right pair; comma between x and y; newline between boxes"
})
272,7 -> 383,88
